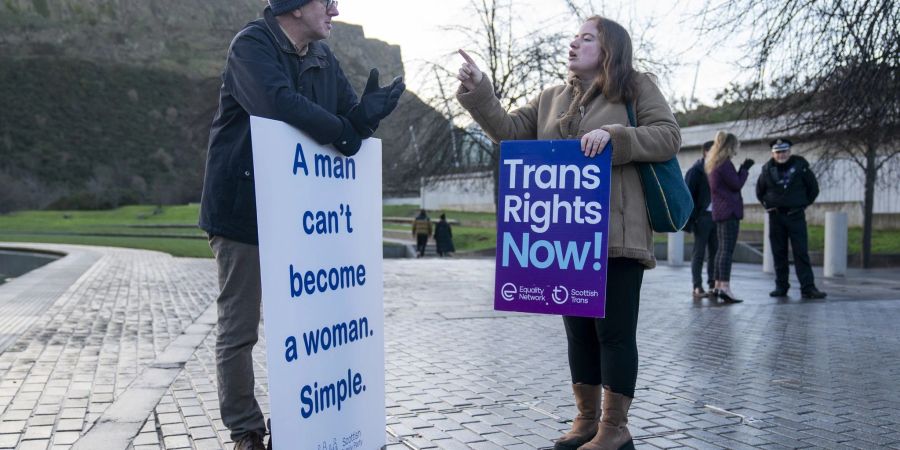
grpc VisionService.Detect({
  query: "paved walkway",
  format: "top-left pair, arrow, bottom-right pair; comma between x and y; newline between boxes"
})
1,243 -> 899,450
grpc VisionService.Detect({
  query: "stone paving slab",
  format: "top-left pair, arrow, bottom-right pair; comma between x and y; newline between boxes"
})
0,245 -> 100,354
0,244 -> 218,450
1,244 -> 899,449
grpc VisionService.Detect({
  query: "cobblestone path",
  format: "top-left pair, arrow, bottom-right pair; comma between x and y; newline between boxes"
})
0,244 -> 898,449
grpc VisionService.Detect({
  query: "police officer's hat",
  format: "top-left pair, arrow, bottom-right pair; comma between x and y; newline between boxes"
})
769,138 -> 793,152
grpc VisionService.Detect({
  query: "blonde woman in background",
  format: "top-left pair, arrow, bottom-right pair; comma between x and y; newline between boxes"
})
705,131 -> 754,303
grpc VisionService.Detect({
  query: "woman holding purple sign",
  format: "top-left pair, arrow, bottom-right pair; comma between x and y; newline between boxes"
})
456,16 -> 680,450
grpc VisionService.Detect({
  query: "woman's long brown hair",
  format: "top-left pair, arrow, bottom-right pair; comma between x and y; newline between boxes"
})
583,15 -> 638,104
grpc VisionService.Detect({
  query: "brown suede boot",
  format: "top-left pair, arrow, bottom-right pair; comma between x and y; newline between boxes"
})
578,387 -> 635,450
554,384 -> 602,450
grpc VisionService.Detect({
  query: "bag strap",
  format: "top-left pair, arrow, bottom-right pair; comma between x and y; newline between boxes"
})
625,102 -> 637,127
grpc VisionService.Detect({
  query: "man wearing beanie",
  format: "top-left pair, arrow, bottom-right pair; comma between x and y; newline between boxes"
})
756,139 -> 827,300
199,1 -> 405,448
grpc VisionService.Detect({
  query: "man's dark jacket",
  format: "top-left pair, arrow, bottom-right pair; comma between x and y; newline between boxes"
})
755,155 -> 819,211
683,158 -> 711,232
199,7 -> 364,245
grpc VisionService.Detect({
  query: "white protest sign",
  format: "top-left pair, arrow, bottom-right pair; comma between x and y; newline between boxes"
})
251,116 -> 385,450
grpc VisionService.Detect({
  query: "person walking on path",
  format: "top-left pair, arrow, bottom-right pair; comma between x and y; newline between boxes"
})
684,140 -> 717,299
756,139 -> 827,299
434,213 -> 455,257
456,15 -> 680,450
412,210 -> 432,257
706,131 -> 753,303
198,0 -> 404,448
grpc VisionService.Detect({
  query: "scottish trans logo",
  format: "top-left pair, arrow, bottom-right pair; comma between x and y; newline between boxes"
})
552,285 -> 569,304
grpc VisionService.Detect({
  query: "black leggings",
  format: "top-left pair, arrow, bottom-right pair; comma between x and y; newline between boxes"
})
563,258 -> 644,398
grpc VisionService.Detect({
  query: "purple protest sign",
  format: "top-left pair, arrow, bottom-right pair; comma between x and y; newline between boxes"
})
494,140 -> 611,318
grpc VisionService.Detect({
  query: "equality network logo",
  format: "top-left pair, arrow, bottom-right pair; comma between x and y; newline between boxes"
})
500,282 -> 569,304
501,283 -> 518,301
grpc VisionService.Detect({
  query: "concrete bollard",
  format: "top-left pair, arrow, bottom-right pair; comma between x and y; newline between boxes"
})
763,213 -> 774,273
668,231 -> 684,266
824,211 -> 848,277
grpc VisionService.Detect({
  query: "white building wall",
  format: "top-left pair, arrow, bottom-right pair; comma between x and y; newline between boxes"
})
421,172 -> 496,213
418,117 -> 900,227
677,142 -> 900,227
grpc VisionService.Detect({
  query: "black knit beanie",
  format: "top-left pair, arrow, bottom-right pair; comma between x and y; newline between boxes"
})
268,0 -> 312,15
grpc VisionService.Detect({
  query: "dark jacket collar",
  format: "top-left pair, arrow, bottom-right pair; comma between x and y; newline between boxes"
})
766,154 -> 806,172
767,154 -> 806,168
261,6 -> 329,65
691,157 -> 707,177
766,155 -> 806,181
692,157 -> 704,170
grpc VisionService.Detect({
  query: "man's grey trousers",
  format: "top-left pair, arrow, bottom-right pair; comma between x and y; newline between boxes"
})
209,236 -> 267,441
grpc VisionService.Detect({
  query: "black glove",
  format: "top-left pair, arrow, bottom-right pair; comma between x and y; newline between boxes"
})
740,158 -> 755,171
332,116 -> 362,157
348,68 -> 405,137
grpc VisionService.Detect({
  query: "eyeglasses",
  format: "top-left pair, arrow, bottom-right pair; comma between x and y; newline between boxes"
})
320,0 -> 338,9
772,150 -> 790,154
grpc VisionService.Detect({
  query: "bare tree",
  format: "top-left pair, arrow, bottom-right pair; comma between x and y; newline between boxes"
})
562,0 -> 679,81
450,0 -> 569,108
416,0 -> 681,206
696,0 -> 900,267
379,90 -> 470,197
418,0 -> 569,205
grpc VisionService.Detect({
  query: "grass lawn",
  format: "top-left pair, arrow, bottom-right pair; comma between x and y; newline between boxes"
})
451,226 -> 497,253
0,205 -> 211,257
662,222 -> 900,254
0,233 -> 214,258
0,204 -> 499,256
385,205 -> 498,252
0,205 -> 203,233
383,205 -> 495,224
3,204 -> 896,257
808,226 -> 900,254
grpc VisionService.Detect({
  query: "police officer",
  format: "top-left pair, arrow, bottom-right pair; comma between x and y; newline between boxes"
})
756,139 -> 827,299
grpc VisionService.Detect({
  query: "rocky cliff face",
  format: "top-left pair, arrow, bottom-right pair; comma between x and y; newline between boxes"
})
0,0 -> 267,76
0,0 -> 440,211
2,0 -> 406,83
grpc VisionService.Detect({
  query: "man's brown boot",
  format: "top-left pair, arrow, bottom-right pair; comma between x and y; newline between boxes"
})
554,384 -> 602,450
233,432 -> 266,450
578,387 -> 635,450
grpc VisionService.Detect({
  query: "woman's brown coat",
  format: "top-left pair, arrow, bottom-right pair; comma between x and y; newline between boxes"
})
457,73 -> 681,268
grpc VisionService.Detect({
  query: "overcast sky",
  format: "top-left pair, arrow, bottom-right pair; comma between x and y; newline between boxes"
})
337,0 -> 751,110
